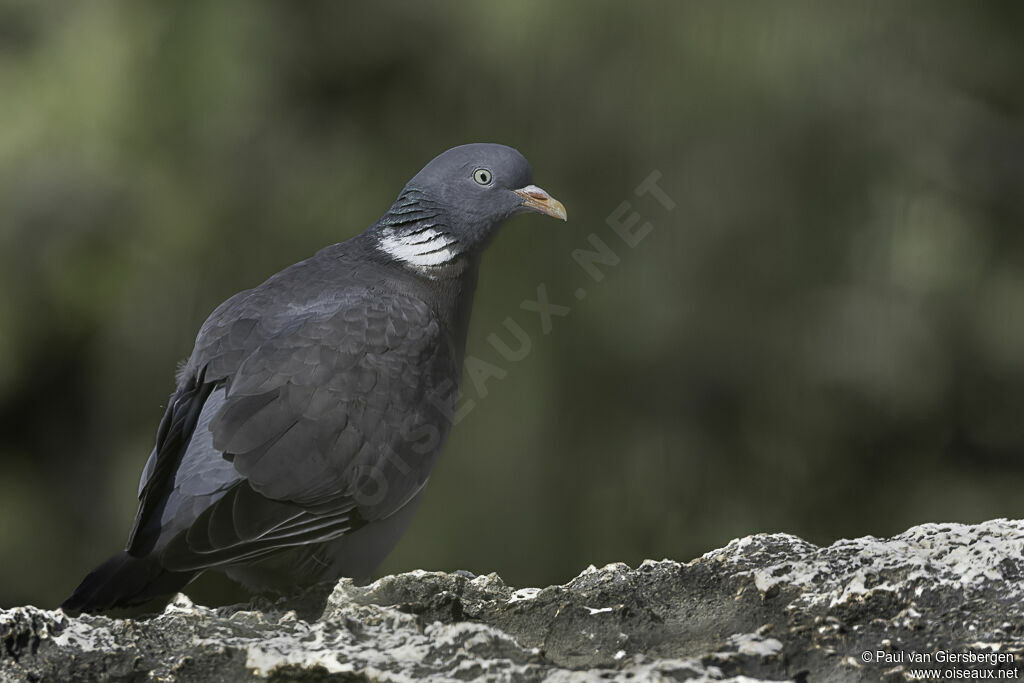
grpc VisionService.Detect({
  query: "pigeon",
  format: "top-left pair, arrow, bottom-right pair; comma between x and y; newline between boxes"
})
62,143 -> 567,612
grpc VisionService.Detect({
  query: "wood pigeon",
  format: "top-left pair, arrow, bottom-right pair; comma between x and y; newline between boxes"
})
62,143 -> 566,612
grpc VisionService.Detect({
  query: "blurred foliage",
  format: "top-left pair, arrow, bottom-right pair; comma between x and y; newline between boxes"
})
1,1 -> 1023,608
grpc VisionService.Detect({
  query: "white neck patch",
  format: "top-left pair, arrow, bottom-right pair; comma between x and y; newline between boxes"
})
378,228 -> 460,271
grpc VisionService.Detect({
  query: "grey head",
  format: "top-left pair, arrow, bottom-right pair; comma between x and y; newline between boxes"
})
373,143 -> 566,275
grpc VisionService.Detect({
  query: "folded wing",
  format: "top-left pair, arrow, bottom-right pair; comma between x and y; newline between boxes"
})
128,287 -> 456,573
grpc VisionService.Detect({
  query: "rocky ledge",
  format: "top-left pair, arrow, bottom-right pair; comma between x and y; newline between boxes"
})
2,519 -> 1023,681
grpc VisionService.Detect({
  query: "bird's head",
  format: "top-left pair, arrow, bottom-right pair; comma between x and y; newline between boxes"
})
376,143 -> 566,274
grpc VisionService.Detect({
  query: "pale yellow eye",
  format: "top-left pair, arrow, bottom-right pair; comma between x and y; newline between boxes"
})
473,168 -> 493,185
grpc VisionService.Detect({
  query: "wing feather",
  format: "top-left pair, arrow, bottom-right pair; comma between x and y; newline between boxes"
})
134,286 -> 456,572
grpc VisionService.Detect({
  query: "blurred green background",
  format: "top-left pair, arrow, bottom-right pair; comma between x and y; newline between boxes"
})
2,2 -> 1023,609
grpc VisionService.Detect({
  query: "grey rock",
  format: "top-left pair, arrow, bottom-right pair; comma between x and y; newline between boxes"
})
3,519 -> 1022,681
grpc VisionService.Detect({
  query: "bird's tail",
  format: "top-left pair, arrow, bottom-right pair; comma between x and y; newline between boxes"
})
62,551 -> 195,613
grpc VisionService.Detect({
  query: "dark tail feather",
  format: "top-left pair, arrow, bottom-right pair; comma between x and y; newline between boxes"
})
62,551 -> 196,613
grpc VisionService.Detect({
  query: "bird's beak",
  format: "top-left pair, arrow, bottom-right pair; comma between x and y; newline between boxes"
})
514,185 -> 568,221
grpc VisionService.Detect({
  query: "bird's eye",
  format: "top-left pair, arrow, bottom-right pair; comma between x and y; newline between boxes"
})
473,168 -> 493,186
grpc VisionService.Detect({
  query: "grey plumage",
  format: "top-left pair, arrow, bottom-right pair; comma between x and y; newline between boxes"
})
63,143 -> 566,612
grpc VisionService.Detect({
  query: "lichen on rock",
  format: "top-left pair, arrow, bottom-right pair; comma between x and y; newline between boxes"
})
3,519 -> 1023,681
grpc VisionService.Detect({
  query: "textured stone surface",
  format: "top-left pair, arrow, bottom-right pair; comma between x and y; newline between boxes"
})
3,519 -> 1023,681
